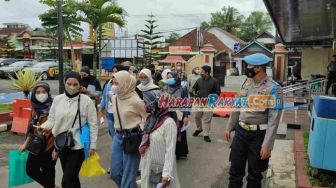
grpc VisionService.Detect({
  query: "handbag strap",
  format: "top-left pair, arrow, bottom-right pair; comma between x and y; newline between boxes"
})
115,96 -> 123,130
70,95 -> 82,133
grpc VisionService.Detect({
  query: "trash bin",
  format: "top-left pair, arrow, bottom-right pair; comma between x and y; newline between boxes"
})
308,96 -> 336,175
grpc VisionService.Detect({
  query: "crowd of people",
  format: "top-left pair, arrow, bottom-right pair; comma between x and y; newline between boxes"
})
19,53 -> 282,188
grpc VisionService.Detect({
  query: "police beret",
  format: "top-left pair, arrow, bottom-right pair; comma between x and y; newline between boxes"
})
243,53 -> 272,66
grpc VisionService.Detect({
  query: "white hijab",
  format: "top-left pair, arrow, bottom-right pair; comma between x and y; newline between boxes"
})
137,68 -> 159,92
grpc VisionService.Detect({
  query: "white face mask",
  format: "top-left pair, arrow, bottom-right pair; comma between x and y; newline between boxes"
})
111,85 -> 119,95
36,93 -> 48,103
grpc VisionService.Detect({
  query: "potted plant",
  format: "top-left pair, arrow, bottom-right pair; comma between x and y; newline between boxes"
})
9,70 -> 41,98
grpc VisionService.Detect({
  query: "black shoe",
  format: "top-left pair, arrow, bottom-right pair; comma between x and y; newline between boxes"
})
193,129 -> 203,137
204,136 -> 211,142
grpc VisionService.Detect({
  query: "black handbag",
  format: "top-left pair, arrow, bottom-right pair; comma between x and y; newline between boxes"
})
26,131 -> 46,155
55,95 -> 82,152
115,96 -> 142,154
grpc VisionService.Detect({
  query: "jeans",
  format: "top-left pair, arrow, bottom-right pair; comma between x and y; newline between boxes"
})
107,112 -> 115,138
26,149 -> 56,188
229,125 -> 269,188
60,149 -> 85,188
110,132 -> 140,188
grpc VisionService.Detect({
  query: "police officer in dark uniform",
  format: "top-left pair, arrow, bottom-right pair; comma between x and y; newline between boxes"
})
225,53 -> 283,188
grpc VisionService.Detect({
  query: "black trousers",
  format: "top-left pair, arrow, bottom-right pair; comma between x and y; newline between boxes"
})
60,149 -> 85,188
176,121 -> 189,158
26,149 -> 56,188
326,72 -> 336,95
229,126 -> 269,188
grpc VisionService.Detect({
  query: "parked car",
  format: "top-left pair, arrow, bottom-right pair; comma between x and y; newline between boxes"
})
23,61 -> 59,80
48,63 -> 72,79
0,59 -> 22,67
0,60 -> 35,78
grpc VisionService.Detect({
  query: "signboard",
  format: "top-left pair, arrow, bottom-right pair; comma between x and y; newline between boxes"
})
169,46 -> 192,54
233,43 -> 240,52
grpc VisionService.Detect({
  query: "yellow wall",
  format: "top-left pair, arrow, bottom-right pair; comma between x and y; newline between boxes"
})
185,53 -> 214,75
301,48 -> 333,80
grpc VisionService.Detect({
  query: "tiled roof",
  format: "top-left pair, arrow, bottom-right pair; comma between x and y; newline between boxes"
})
163,29 -> 232,53
0,28 -> 27,36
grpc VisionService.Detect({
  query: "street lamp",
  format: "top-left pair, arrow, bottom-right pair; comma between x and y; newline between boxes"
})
57,0 -> 64,94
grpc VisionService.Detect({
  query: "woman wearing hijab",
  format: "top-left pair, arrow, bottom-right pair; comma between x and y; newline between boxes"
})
136,68 -> 160,99
80,66 -> 102,103
166,71 -> 190,159
139,89 -> 181,188
20,82 -> 56,188
41,71 -> 98,188
110,71 -> 148,188
99,64 -> 126,138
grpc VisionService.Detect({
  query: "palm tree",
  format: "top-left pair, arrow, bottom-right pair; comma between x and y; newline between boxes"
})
240,11 -> 273,41
39,0 -> 83,68
201,6 -> 244,34
75,0 -> 125,76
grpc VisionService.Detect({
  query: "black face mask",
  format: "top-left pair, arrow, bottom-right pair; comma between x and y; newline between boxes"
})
245,68 -> 257,78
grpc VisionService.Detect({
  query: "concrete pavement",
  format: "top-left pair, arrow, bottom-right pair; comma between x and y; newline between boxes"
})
0,116 -> 232,188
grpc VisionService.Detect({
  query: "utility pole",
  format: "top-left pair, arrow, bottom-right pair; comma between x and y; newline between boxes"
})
57,0 -> 64,94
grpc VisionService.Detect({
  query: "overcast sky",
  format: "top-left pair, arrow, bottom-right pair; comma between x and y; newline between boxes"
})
0,0 -> 268,40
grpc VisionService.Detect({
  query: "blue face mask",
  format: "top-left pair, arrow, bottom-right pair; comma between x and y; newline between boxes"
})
166,78 -> 176,86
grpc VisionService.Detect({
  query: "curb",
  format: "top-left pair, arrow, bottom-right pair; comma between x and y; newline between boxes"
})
0,112 -> 11,123
294,131 -> 330,188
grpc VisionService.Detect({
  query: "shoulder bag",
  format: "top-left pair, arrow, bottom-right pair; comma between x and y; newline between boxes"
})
115,96 -> 142,154
55,95 -> 82,152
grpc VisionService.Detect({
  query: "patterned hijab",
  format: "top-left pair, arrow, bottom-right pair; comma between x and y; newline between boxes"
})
139,89 -> 179,156
113,71 -> 137,100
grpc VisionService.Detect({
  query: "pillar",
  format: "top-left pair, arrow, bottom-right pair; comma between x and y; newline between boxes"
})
273,43 -> 289,83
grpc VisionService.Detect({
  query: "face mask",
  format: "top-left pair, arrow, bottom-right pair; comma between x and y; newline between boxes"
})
166,78 -> 176,86
65,85 -> 80,96
195,70 -> 200,74
141,79 -> 150,86
245,68 -> 257,78
200,73 -> 206,79
111,85 -> 119,94
36,93 -> 48,103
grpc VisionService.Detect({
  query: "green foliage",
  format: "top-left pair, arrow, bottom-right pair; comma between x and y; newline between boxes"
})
238,11 -> 273,42
138,14 -> 163,66
165,32 -> 180,44
201,6 -> 244,34
0,104 -> 11,113
201,6 -> 274,42
74,0 -> 126,76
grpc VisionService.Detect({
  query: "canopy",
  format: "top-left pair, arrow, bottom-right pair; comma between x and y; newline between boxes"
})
159,55 -> 187,64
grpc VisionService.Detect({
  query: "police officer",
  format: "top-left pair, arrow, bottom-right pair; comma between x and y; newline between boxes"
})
224,53 -> 283,188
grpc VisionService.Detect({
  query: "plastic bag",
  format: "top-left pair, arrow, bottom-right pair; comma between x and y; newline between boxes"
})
80,152 -> 106,177
8,150 -> 34,187
79,123 -> 90,159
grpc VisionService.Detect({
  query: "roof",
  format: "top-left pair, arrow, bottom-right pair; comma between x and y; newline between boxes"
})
17,28 -> 49,38
162,29 -> 231,53
210,27 -> 246,44
235,40 -> 273,57
159,55 -> 187,64
255,31 -> 275,39
0,28 -> 27,36
263,0 -> 335,45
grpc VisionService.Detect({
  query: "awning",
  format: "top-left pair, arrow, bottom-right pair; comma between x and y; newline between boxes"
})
159,55 -> 187,64
263,0 -> 336,45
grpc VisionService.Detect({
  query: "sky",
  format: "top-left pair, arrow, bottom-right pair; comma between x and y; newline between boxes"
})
0,0 -> 268,40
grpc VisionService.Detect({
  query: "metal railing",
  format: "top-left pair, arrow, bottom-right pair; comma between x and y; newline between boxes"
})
283,78 -> 327,96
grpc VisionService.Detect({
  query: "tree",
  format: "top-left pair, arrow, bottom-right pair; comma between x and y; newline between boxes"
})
165,32 -> 180,44
39,0 -> 83,67
75,0 -> 125,76
200,6 -> 244,34
239,11 -> 273,41
139,14 -> 163,67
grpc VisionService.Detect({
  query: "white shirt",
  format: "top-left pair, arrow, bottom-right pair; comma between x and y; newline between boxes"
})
42,94 -> 98,149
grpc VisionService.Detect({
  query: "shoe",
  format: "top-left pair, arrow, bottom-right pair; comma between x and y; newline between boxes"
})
204,136 -> 211,142
176,155 -> 188,160
193,129 -> 203,136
